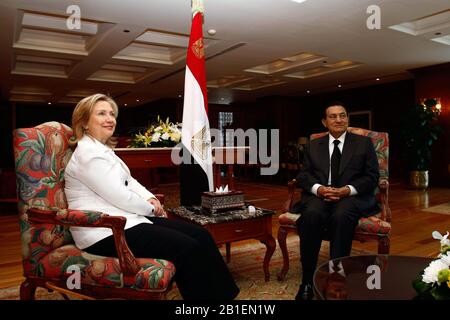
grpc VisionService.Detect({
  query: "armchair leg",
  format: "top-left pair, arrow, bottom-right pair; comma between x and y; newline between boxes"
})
378,236 -> 390,254
277,226 -> 290,281
20,280 -> 37,300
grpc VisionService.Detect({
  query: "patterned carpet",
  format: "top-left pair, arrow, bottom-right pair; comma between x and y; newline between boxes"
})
0,237 -> 371,300
422,202 -> 450,215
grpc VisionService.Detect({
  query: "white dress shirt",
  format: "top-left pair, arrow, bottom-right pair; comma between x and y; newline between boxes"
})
311,132 -> 358,196
65,135 -> 155,249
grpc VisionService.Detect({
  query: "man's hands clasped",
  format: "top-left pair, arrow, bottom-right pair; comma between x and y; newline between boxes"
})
317,186 -> 351,202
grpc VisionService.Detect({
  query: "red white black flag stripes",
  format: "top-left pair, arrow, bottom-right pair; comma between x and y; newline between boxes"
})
180,2 -> 214,206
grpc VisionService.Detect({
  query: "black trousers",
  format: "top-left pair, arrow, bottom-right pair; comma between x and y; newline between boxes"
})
296,196 -> 360,284
84,217 -> 240,300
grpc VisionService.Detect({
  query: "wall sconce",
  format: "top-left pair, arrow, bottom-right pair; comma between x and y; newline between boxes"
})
435,98 -> 442,114
420,97 -> 442,116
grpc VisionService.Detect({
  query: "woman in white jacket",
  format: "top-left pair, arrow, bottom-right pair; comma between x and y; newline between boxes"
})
64,93 -> 239,300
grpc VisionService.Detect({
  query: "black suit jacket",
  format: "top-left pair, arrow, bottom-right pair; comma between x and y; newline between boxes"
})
292,131 -> 380,217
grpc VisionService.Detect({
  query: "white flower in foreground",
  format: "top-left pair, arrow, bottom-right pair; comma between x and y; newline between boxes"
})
439,252 -> 450,266
432,231 -> 450,246
422,259 -> 449,284
161,132 -> 170,140
441,232 -> 450,247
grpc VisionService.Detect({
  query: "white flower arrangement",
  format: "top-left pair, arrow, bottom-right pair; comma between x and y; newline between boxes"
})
128,116 -> 182,148
413,231 -> 450,300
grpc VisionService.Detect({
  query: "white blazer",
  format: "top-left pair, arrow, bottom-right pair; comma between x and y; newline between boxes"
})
64,135 -> 155,250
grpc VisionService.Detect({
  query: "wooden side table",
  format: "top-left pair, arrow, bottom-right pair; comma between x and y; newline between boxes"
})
168,206 -> 276,281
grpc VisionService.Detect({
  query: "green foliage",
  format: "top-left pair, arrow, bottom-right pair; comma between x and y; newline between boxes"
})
413,275 -> 450,300
401,98 -> 443,170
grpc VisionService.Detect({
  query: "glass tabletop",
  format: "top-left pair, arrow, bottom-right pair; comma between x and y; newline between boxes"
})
313,255 -> 433,300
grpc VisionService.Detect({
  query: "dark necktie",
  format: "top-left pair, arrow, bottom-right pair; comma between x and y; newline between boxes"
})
331,140 -> 341,187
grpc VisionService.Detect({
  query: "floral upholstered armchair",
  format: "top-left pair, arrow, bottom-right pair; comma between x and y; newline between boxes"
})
13,122 -> 175,299
277,127 -> 391,281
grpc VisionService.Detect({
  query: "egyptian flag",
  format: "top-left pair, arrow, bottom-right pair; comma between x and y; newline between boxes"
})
180,0 -> 214,206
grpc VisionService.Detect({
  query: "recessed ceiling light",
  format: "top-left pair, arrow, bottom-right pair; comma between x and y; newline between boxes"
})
291,0 -> 307,3
306,90 -> 310,93
338,84 -> 342,88
47,102 -> 51,105
376,78 -> 380,81
124,103 -> 127,106
207,29 -> 216,36
178,94 -> 182,98
136,99 -> 140,102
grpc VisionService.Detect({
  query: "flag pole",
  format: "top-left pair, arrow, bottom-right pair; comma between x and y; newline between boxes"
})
180,0 -> 214,205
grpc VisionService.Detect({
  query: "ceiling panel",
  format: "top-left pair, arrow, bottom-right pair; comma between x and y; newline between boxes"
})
0,0 -> 448,106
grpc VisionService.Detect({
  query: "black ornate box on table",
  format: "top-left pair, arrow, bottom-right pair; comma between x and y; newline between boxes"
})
201,191 -> 245,213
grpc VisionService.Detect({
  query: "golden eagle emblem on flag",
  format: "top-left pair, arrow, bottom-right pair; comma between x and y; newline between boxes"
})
191,126 -> 210,160
192,38 -> 204,59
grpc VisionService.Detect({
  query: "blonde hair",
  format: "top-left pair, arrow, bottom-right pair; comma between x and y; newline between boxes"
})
71,93 -> 119,147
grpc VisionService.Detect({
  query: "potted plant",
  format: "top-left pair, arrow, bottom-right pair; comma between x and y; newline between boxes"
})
401,98 -> 443,189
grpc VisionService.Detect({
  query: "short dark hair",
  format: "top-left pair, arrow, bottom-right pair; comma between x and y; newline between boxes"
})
323,101 -> 347,119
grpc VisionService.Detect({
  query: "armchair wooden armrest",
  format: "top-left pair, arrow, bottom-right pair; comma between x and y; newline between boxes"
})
27,207 -> 140,277
378,178 -> 391,223
283,179 -> 302,212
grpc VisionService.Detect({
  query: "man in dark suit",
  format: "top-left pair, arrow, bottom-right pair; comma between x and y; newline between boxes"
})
292,102 -> 380,300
